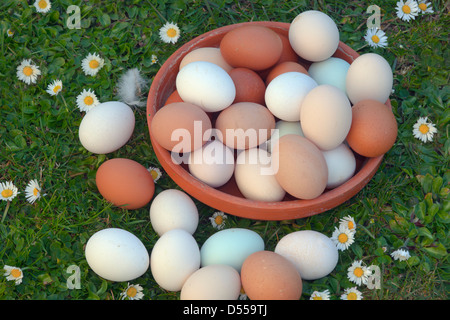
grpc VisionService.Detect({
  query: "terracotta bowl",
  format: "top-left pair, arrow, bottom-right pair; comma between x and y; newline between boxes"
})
147,21 -> 387,221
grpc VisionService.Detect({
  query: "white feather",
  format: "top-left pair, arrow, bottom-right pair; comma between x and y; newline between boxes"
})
116,68 -> 148,107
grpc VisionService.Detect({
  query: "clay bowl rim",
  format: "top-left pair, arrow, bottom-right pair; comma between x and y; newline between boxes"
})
146,21 -> 387,221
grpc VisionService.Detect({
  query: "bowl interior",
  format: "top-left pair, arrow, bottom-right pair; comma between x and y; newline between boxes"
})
147,21 -> 385,221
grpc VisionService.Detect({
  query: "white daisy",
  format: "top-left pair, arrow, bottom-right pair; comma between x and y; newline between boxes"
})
413,116 -> 437,143
331,225 -> 355,251
16,59 -> 41,85
7,29 -> 14,37
3,265 -> 24,285
396,0 -> 419,21
310,289 -> 331,300
339,215 -> 357,233
159,22 -> 181,44
120,283 -> 144,300
364,28 -> 388,48
418,1 -> 434,13
347,260 -> 372,286
0,181 -> 19,201
209,211 -> 227,230
391,248 -> 411,261
340,287 -> 363,300
148,167 -> 162,182
46,79 -> 63,96
76,88 -> 100,112
81,52 -> 104,76
25,179 -> 42,204
151,54 -> 158,65
34,0 -> 51,13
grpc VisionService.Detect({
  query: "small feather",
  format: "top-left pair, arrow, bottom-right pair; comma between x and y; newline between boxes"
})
116,68 -> 148,107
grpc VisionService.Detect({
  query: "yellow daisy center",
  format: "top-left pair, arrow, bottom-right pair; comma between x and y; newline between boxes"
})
84,96 -> 94,105
215,215 -> 224,225
1,189 -> 13,198
418,3 -> 427,11
150,170 -> 159,180
38,0 -> 48,9
126,287 -> 137,298
11,268 -> 22,278
347,292 -> 357,300
402,5 -> 411,14
419,123 -> 429,134
312,296 -> 323,300
371,35 -> 380,43
338,233 -> 348,243
89,60 -> 99,69
53,85 -> 61,93
33,188 -> 40,196
166,28 -> 177,38
348,221 -> 355,230
353,267 -> 364,278
23,66 -> 33,77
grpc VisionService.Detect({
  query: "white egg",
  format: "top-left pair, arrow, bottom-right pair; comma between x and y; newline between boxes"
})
85,228 -> 149,282
78,101 -> 135,154
188,140 -> 235,188
235,147 -> 285,202
150,229 -> 201,292
149,189 -> 199,236
176,61 -> 236,112
322,143 -> 356,189
308,57 -> 350,93
265,72 -> 317,121
274,230 -> 338,280
346,53 -> 393,104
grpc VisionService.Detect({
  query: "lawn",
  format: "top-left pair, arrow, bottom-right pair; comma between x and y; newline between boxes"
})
0,0 -> 448,301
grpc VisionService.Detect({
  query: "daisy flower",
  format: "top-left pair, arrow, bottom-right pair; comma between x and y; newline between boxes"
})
364,28 -> 388,48
418,1 -> 434,13
148,167 -> 162,183
7,29 -> 14,37
339,215 -> 356,233
16,59 -> 41,85
396,0 -> 419,21
3,265 -> 24,285
0,181 -> 19,202
347,260 -> 372,286
46,79 -> 63,96
34,0 -> 51,13
81,53 -> 104,76
209,211 -> 227,230
331,225 -> 355,251
151,54 -> 158,65
76,88 -> 100,112
310,289 -> 331,300
159,22 -> 181,44
391,248 -> 411,261
120,283 -> 144,300
413,116 -> 437,143
25,179 -> 42,204
340,287 -> 363,300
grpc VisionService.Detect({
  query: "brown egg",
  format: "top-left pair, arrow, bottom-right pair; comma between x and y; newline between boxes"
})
229,68 -> 266,105
346,99 -> 397,157
151,102 -> 212,153
272,134 -> 328,199
220,25 -> 283,71
215,102 -> 275,150
274,32 -> 299,64
96,158 -> 155,210
265,61 -> 309,86
164,90 -> 183,105
241,251 -> 302,300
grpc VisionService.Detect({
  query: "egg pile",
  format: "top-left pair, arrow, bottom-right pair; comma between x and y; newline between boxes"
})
150,10 -> 398,203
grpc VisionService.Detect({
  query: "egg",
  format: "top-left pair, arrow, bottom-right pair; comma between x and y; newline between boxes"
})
274,230 -> 338,280
289,10 -> 340,62
188,140 -> 235,188
150,102 -> 212,153
241,251 -> 302,300
150,229 -> 201,292
265,72 -> 317,121
85,228 -> 149,282
179,47 -> 233,72
346,99 -> 398,157
265,61 -> 308,86
176,61 -> 236,112
273,32 -> 299,64
267,120 -> 304,152
149,189 -> 199,236
220,25 -> 283,71
180,265 -> 241,300
215,102 -> 275,150
272,134 -> 328,199
200,228 -> 265,272
308,57 -> 350,93
346,53 -> 393,104
234,147 -> 286,202
229,68 -> 266,105
322,143 -> 356,188
96,158 -> 155,210
78,101 -> 135,154
300,84 -> 352,150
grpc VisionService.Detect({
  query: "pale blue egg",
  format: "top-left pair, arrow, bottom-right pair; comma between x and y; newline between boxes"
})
308,57 -> 350,93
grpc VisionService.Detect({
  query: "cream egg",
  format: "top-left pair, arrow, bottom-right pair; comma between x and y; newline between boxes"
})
179,47 -> 233,72
322,143 -> 356,188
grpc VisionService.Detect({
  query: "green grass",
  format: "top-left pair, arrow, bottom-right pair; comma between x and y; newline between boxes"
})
0,0 -> 448,300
